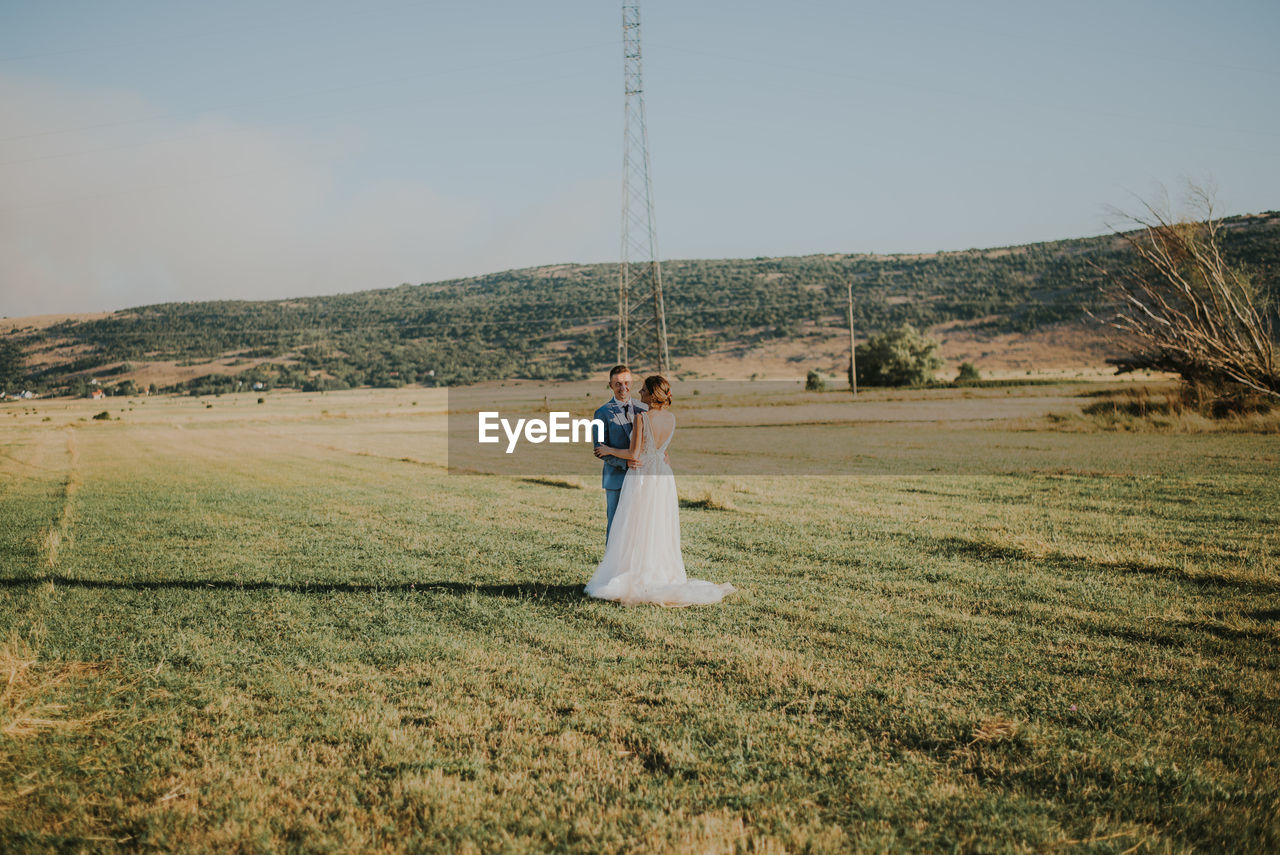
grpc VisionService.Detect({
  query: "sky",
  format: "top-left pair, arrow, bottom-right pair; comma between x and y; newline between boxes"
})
2,0 -> 1278,317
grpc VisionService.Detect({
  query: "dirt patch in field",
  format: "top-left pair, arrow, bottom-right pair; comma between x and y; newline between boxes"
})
0,311 -> 112,333
671,321 -> 1136,382
122,357 -> 297,389
930,320 -> 1119,375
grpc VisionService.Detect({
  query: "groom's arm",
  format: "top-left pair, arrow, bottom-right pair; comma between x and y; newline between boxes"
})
593,406 -> 629,470
605,412 -> 641,461
598,449 -> 629,470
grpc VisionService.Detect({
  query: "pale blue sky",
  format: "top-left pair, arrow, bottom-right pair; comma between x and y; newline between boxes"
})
2,0 -> 1277,315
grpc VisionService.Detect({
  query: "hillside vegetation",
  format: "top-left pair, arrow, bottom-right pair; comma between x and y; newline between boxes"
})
5,213 -> 1278,394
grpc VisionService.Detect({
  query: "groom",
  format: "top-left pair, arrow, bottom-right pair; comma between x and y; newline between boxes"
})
593,364 -> 647,542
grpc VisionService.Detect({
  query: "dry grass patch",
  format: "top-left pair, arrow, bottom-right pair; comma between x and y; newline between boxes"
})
0,629 -> 110,740
1048,384 -> 1280,433
633,807 -> 848,854
966,716 -> 1020,748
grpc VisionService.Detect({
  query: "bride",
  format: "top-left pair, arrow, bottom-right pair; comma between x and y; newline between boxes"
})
586,375 -> 736,607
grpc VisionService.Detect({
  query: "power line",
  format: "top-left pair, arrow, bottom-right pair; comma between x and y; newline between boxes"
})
0,41 -> 615,145
0,70 -> 613,214
647,41 -> 1280,141
780,0 -> 1280,80
0,0 -> 432,64
0,63 -> 607,173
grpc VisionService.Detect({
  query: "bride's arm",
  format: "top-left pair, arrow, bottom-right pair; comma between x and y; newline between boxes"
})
616,411 -> 644,460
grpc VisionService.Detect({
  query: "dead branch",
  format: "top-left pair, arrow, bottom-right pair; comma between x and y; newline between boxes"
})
1086,190 -> 1278,401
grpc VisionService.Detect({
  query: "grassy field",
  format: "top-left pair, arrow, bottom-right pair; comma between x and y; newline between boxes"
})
1,383 -> 1277,853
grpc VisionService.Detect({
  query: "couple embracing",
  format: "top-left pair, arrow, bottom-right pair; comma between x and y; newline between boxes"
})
583,365 -> 736,607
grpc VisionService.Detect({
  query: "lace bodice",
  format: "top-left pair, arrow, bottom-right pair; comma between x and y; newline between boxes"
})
638,411 -> 674,465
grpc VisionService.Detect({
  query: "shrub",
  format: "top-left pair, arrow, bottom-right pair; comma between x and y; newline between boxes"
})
956,362 -> 982,383
852,324 -> 944,387
805,370 -> 827,392
92,411 -> 111,421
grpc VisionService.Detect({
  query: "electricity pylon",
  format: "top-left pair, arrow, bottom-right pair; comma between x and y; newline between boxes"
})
618,2 -> 670,375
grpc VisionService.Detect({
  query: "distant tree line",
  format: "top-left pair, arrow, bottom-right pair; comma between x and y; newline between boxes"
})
0,338 -> 23,392
9,213 -> 1278,394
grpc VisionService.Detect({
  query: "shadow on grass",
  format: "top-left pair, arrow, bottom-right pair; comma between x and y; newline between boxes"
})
0,576 -> 589,601
928,535 -> 1280,596
519,476 -> 584,490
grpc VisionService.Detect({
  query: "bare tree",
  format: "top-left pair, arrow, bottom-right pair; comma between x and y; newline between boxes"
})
1087,186 -> 1279,401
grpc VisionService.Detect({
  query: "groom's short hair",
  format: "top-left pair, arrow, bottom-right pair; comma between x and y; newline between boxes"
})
608,364 -> 630,381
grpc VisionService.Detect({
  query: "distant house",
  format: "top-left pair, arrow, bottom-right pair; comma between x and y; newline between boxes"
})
91,388 -> 105,400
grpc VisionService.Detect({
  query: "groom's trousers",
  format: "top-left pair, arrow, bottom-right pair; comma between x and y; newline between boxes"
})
605,489 -> 621,541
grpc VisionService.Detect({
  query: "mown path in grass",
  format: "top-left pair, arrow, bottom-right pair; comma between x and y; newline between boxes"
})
1,389 -> 1277,853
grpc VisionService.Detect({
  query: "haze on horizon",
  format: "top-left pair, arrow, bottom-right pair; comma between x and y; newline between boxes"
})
2,0 -> 1277,318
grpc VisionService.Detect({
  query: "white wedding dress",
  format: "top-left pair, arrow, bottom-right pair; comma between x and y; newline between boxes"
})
585,410 -> 736,607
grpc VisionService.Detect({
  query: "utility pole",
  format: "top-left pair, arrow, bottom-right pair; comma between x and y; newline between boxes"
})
618,2 -> 670,375
847,281 -> 858,397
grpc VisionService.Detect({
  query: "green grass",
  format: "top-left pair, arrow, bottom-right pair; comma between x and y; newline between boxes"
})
1,388 -> 1277,853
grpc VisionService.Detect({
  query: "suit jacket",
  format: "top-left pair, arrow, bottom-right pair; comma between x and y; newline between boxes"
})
594,397 -> 648,490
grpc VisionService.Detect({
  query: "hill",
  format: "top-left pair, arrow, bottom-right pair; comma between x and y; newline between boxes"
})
3,213 -> 1278,395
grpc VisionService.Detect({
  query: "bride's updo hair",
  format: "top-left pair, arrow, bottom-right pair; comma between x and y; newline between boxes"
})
642,374 -> 672,407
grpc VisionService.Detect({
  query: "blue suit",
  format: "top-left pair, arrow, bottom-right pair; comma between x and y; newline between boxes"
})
594,397 -> 648,540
